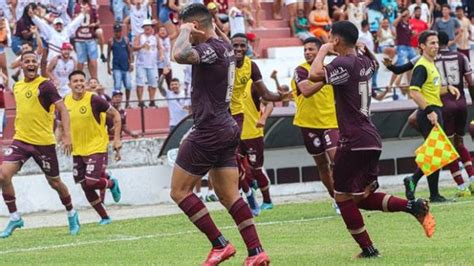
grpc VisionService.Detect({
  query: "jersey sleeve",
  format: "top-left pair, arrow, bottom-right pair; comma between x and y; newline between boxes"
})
324,57 -> 351,86
39,80 -> 62,105
193,43 -> 218,65
294,66 -> 308,84
91,94 -> 112,115
409,65 -> 428,91
461,54 -> 472,75
250,62 -> 263,83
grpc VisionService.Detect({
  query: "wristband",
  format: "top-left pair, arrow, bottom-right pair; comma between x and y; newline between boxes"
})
424,105 -> 434,114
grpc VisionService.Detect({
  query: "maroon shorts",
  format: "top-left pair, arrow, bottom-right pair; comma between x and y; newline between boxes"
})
300,128 -> 339,156
232,113 -> 244,134
333,149 -> 381,195
4,140 -> 60,177
239,137 -> 264,169
175,126 -> 240,176
442,100 -> 467,137
73,153 -> 108,184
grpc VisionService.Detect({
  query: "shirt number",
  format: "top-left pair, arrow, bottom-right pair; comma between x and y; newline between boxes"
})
226,61 -> 236,103
358,81 -> 370,117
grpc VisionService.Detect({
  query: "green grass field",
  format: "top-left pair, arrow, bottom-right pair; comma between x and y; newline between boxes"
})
0,188 -> 472,265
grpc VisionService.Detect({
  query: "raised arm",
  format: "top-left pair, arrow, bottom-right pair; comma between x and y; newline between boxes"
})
32,15 -> 53,41
66,12 -> 85,38
158,74 -> 167,97
308,43 -> 331,82
172,23 -> 202,64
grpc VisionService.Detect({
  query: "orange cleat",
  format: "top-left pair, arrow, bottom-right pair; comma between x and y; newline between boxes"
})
244,252 -> 270,266
409,198 -> 436,238
202,243 -> 236,266
418,211 -> 436,238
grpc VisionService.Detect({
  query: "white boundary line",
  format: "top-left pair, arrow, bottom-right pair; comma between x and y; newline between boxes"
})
0,199 -> 472,255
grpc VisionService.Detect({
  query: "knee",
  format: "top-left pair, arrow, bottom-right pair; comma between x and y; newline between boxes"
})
170,188 -> 189,204
84,179 -> 97,189
47,178 -> 62,190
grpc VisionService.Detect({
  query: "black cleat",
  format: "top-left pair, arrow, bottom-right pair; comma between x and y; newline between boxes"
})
355,246 -> 381,259
403,176 -> 416,200
429,195 -> 447,203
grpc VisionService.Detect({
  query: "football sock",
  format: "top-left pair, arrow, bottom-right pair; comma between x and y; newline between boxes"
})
67,209 -> 77,217
357,192 -> 408,212
470,176 -> 474,184
228,197 -> 262,255
10,212 -> 21,221
457,145 -> 474,176
82,187 -> 109,219
3,193 -> 17,214
412,168 -> 424,185
253,169 -> 272,203
448,161 -> 464,186
427,171 -> 440,197
85,178 -> 114,190
240,178 -> 250,194
178,193 -> 225,248
337,199 -> 373,249
60,195 -> 74,211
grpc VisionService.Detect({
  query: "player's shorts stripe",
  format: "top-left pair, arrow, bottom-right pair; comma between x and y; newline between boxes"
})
237,218 -> 254,231
349,226 -> 366,235
382,195 -> 391,212
189,208 -> 208,223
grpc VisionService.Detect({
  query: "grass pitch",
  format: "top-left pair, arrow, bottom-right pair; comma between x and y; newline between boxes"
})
0,188 -> 472,265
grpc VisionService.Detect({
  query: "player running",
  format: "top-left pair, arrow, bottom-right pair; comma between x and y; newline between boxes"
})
291,37 -> 339,209
0,51 -> 80,238
308,21 -> 436,258
385,31 -> 474,198
239,80 -> 274,216
64,70 -> 122,225
170,4 -> 269,265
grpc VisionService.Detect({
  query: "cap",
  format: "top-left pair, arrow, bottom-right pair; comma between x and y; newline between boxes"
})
53,17 -> 64,25
113,23 -> 122,32
112,91 -> 123,97
61,42 -> 73,50
207,2 -> 217,9
142,19 -> 153,28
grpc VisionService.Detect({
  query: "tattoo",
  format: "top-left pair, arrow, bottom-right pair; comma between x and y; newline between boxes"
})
173,28 -> 200,64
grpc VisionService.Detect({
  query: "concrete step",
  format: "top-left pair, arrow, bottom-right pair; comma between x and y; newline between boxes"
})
256,37 -> 302,58
261,19 -> 290,28
252,27 -> 291,38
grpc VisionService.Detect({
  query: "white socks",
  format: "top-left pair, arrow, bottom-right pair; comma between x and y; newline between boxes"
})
67,209 -> 77,218
10,212 -> 21,221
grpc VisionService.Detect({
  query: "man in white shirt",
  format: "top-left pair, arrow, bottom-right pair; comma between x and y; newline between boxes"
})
408,0 -> 432,24
158,75 -> 190,132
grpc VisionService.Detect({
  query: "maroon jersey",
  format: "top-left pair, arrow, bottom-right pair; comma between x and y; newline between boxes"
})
190,37 -> 235,130
436,48 -> 472,104
324,54 -> 381,151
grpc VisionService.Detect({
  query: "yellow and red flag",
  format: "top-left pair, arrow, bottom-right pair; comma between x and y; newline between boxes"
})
415,124 -> 459,176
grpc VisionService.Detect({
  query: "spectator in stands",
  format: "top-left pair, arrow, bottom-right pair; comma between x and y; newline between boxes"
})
270,70 -> 291,107
367,1 -> 384,33
107,23 -> 133,108
0,10 -> 11,78
358,20 -> 376,88
158,0 -> 179,43
10,27 -> 44,81
409,6 -> 429,50
432,4 -> 461,51
125,0 -> 152,43
294,8 -> 314,41
89,78 -> 112,101
11,3 -> 37,55
112,0 -> 130,23
133,19 -> 164,108
449,0 -> 463,13
0,1 -> 13,23
229,0 -> 259,57
73,0 -> 101,79
455,6 -> 471,60
381,0 -> 398,23
327,0 -> 345,20
48,0 -> 72,25
207,3 -> 227,34
377,18 -> 396,58
157,25 -> 172,90
158,77 -> 191,132
309,0 -> 331,43
108,91 -> 139,138
346,0 -> 369,30
47,42 -> 76,97
408,0 -> 433,24
11,0 -> 31,22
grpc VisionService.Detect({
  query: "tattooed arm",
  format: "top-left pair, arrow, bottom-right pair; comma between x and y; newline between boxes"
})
173,23 -> 202,65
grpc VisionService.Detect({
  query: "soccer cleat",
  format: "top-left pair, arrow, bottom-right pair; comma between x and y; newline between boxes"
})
333,201 -> 341,215
403,176 -> 416,200
250,180 -> 259,191
355,246 -> 381,259
260,202 -> 273,210
100,53 -> 106,63
205,193 -> 219,202
408,198 -> 436,238
110,178 -> 122,203
202,242 -> 236,266
455,188 -> 471,197
429,195 -> 447,203
68,212 -> 80,236
244,251 -> 270,266
0,218 -> 24,238
99,218 -> 112,225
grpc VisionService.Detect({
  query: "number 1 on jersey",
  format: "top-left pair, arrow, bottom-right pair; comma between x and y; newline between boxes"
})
358,81 -> 371,117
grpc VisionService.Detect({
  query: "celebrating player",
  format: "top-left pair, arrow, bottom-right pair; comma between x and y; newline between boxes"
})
64,70 -> 122,225
0,51 -> 80,238
308,21 -> 435,258
170,4 -> 269,265
291,37 -> 339,210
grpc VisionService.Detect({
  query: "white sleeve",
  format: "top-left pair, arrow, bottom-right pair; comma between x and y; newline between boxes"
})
66,13 -> 84,38
5,19 -> 12,47
32,16 -> 53,40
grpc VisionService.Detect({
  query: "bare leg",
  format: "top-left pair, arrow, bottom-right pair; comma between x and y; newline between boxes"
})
272,0 -> 283,20
88,59 -> 98,80
137,85 -> 144,105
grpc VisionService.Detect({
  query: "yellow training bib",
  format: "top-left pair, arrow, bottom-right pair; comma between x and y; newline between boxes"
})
231,56 -> 252,115
241,80 -> 264,140
409,56 -> 443,107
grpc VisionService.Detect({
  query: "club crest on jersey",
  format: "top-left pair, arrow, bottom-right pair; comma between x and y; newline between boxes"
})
240,77 -> 249,84
4,148 -> 13,156
79,106 -> 87,114
25,90 -> 32,98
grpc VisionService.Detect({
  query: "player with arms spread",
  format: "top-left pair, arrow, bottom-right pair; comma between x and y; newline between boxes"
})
0,51 -> 80,238
170,4 -> 269,266
308,21 -> 435,258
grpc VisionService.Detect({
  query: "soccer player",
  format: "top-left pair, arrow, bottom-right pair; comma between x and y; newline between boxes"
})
291,37 -> 338,203
170,4 -> 269,265
0,51 -> 80,238
385,31 -> 474,198
64,70 -> 122,225
239,81 -> 274,216
308,21 -> 436,258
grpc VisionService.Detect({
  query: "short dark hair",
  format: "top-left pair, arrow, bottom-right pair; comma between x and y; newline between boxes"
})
361,19 -> 369,28
171,78 -> 180,83
441,4 -> 450,10
303,37 -> 322,49
231,33 -> 248,41
20,50 -> 36,60
21,41 -> 33,48
414,6 -> 421,11
331,21 -> 359,46
437,31 -> 449,46
179,3 -> 212,28
455,6 -> 463,11
418,30 -> 437,46
68,70 -> 86,80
